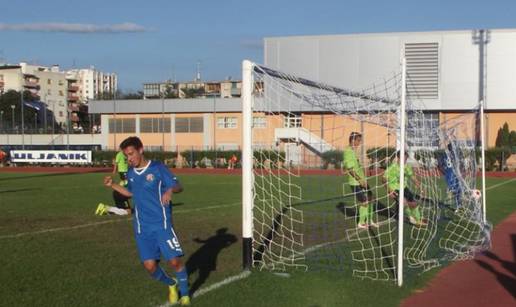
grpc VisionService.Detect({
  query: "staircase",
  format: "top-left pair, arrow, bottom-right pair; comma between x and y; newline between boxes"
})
274,127 -> 334,155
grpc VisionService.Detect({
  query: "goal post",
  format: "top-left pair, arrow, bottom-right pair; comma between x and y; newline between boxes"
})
397,57 -> 407,287
242,60 -> 254,270
240,58 -> 491,283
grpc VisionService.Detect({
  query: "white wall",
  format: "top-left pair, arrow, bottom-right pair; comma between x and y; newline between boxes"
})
265,29 -> 516,110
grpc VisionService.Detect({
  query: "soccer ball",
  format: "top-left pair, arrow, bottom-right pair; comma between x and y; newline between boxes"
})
471,189 -> 482,201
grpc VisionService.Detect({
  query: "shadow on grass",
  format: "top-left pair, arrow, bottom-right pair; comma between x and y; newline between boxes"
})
0,188 -> 41,194
186,228 -> 237,295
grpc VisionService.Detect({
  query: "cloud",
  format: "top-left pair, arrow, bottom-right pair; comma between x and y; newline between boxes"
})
0,22 -> 149,33
240,39 -> 263,50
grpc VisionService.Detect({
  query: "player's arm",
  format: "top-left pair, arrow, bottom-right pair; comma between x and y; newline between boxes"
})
343,151 -> 367,188
112,158 -> 117,174
104,176 -> 132,197
383,168 -> 397,198
348,169 -> 368,188
159,164 -> 183,205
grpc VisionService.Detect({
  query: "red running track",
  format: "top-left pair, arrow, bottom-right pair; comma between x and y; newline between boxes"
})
402,213 -> 516,307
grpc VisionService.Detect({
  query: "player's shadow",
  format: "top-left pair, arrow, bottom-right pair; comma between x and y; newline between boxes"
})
475,235 -> 516,298
186,228 -> 237,295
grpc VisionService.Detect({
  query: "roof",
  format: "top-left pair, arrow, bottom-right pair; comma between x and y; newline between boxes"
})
0,65 -> 21,70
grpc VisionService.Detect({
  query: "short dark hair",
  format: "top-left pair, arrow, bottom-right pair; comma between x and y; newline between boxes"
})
349,132 -> 362,143
395,150 -> 407,159
120,136 -> 143,150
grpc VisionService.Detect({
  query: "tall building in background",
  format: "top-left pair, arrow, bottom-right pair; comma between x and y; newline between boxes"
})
69,67 -> 118,102
0,62 -> 117,127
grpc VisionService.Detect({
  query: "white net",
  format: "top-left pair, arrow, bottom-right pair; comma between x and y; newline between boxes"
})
247,61 -> 491,282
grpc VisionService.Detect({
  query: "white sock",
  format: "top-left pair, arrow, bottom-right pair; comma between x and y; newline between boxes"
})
107,206 -> 129,216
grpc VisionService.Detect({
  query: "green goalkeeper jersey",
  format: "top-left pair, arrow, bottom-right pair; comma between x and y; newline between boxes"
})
343,147 -> 365,186
115,151 -> 128,173
383,163 -> 414,191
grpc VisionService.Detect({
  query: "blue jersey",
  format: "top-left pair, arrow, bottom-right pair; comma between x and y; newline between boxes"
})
438,154 -> 460,190
126,160 -> 179,234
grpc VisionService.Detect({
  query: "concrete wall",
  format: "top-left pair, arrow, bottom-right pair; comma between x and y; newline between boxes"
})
265,29 -> 516,111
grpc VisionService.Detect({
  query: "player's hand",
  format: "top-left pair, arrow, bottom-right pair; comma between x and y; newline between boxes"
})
104,176 -> 113,187
388,191 -> 397,199
360,180 -> 368,189
161,190 -> 172,206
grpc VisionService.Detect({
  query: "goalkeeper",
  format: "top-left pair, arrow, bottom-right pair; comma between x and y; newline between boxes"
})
95,179 -> 132,216
383,151 -> 427,227
343,132 -> 377,229
437,142 -> 463,211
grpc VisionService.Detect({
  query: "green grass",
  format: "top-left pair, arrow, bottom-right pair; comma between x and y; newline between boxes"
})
0,172 -> 514,307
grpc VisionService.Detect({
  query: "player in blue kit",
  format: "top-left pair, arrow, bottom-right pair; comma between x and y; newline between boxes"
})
104,136 -> 190,305
437,143 -> 463,211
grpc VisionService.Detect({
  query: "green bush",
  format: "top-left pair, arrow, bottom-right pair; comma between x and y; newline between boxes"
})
483,147 -> 512,171
321,150 -> 343,169
253,150 -> 286,169
91,150 -> 178,166
180,149 -> 242,168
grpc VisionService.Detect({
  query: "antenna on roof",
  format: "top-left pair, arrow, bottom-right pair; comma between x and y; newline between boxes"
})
196,60 -> 202,81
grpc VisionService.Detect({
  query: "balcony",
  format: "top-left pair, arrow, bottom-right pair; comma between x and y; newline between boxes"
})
68,103 -> 80,112
67,95 -> 79,102
68,85 -> 79,92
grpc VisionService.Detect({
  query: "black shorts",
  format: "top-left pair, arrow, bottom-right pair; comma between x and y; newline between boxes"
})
118,172 -> 127,181
394,188 -> 416,202
113,190 -> 130,209
351,185 -> 372,203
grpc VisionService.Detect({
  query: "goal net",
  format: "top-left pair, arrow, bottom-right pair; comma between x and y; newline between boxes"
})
241,60 -> 491,284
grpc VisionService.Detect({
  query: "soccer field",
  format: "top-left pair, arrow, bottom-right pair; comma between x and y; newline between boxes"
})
0,171 -> 514,307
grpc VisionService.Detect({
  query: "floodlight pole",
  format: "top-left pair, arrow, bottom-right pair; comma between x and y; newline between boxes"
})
397,58 -> 407,287
480,101 -> 487,223
242,60 -> 254,270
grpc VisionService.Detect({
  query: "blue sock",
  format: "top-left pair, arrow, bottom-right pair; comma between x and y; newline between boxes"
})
176,268 -> 189,297
151,266 -> 176,286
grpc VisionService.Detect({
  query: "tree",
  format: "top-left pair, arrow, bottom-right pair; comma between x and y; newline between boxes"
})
510,131 -> 516,148
163,86 -> 178,98
0,89 -> 38,130
495,122 -> 512,148
121,90 -> 144,100
181,87 -> 205,98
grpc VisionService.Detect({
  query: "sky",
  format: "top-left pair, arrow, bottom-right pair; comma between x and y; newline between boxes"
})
1,0 -> 515,91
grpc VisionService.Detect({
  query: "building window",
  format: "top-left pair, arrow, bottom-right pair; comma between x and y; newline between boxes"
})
175,117 -> 203,133
284,115 -> 302,128
47,79 -> 51,85
47,89 -> 51,95
252,116 -> 266,128
217,117 -> 237,129
140,118 -> 171,133
59,90 -> 64,96
405,42 -> 439,100
108,118 -> 136,133
59,111 -> 63,117
407,112 -> 439,148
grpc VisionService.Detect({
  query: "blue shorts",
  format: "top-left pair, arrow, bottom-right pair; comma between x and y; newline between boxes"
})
135,227 -> 184,262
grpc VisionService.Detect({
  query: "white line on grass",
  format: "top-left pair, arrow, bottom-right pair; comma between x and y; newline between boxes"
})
156,271 -> 252,307
485,177 -> 516,191
154,177 -> 516,305
0,202 -> 241,240
0,219 -> 130,239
